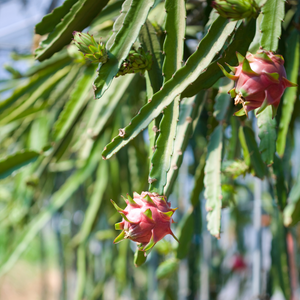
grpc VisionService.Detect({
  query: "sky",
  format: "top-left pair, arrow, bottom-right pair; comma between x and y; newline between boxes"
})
0,0 -> 61,79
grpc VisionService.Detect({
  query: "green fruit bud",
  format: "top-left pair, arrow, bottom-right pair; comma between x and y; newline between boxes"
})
72,31 -> 108,64
116,47 -> 153,77
212,0 -> 260,21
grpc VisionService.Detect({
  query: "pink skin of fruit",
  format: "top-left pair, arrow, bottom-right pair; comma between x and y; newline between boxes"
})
218,50 -> 297,118
231,255 -> 247,272
112,192 -> 178,252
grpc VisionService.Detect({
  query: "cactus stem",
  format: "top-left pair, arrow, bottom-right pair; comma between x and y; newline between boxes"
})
170,230 -> 179,243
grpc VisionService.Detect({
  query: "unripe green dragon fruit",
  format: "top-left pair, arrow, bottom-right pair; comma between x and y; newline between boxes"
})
72,31 -> 108,64
212,0 -> 260,21
218,50 -> 297,118
116,48 -> 152,77
111,192 -> 178,252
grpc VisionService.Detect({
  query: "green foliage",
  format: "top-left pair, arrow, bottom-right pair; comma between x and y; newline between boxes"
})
102,17 -> 237,159
277,29 -> 300,156
204,125 -> 223,238
72,161 -> 108,246
270,212 -> 291,299
0,137 -> 105,276
283,170 -> 300,227
156,258 -> 179,279
242,126 -> 266,179
139,20 -> 163,94
1,0 -> 300,297
260,0 -> 285,51
35,0 -> 110,61
149,0 -> 185,194
182,18 -> 256,98
93,0 -> 155,99
0,150 -> 40,179
52,65 -> 96,141
165,92 -> 205,197
257,105 -> 277,166
35,0 -> 79,35
176,210 -> 195,259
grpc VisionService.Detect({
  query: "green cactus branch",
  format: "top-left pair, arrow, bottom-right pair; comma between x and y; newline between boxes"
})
270,212 -> 291,299
204,124 -> 223,239
35,0 -> 110,61
277,30 -> 299,157
139,20 -> 163,160
93,0 -> 155,99
0,136 -> 107,276
0,55 -> 70,113
257,106 -> 277,166
162,0 -> 186,81
90,74 -> 137,140
164,92 -> 206,197
35,0 -> 79,35
52,65 -> 97,142
71,162 -> 108,247
102,17 -> 237,159
242,126 -> 266,179
139,20 -> 163,95
105,0 -> 131,50
0,150 -> 40,180
203,78 -> 231,238
283,169 -> 300,227
0,66 -> 70,125
148,0 -> 186,195
260,0 -> 285,52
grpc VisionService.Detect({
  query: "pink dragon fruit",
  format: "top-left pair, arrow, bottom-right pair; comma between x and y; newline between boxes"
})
231,254 -> 247,272
111,192 -> 178,252
218,50 -> 297,118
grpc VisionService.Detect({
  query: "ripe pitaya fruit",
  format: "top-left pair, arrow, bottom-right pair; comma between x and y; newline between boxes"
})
212,0 -> 260,21
111,192 -> 178,252
218,50 -> 297,118
231,255 -> 247,272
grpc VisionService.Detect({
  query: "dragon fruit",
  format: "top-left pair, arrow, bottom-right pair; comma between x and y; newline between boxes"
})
111,192 -> 178,252
231,254 -> 247,272
218,50 -> 297,118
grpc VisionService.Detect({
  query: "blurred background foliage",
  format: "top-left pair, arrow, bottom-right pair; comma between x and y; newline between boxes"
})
0,0 -> 300,299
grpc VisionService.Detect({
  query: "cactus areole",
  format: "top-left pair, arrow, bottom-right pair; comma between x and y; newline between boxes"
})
218,50 -> 297,118
112,192 -> 178,252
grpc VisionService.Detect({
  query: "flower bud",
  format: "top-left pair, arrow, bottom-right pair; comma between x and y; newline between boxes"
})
116,47 -> 152,77
72,31 -> 108,64
212,0 -> 260,21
